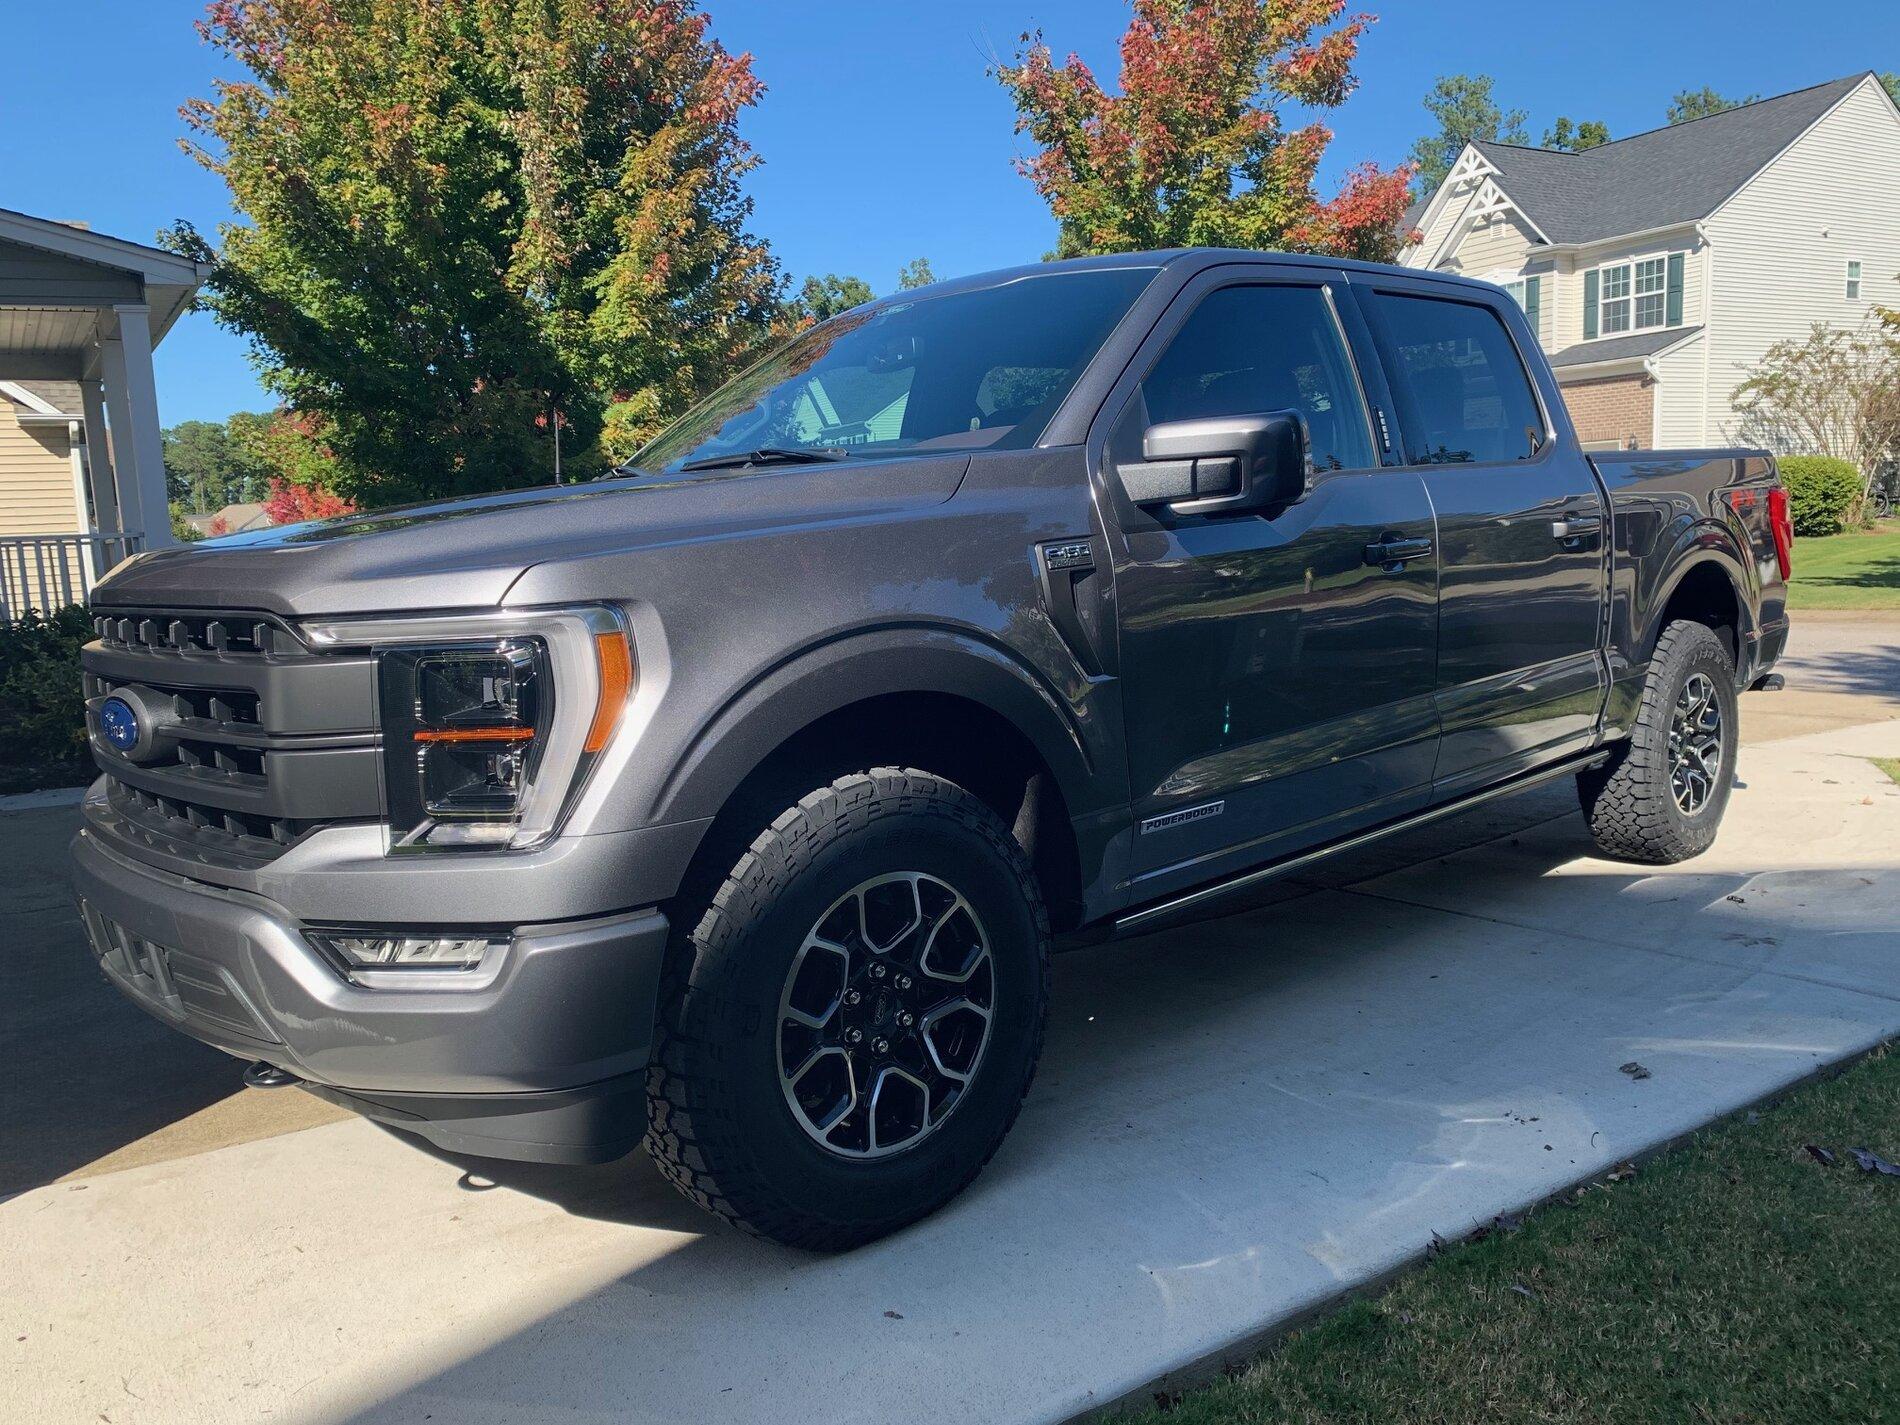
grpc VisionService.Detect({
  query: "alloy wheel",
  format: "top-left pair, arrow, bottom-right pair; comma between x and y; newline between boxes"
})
776,873 -> 996,1159
1668,672 -> 1724,815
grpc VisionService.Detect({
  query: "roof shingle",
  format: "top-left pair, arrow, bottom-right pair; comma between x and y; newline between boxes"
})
1469,75 -> 1870,244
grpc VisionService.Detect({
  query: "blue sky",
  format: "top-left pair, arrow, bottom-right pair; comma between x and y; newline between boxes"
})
4,1 -> 1895,425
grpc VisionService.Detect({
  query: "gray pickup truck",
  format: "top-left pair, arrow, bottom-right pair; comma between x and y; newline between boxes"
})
73,250 -> 1791,1247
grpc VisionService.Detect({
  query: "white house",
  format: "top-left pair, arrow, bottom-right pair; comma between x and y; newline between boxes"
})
1403,73 -> 1900,452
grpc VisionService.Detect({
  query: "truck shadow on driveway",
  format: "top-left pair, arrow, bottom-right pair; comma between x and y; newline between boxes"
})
385,786 -> 1770,1235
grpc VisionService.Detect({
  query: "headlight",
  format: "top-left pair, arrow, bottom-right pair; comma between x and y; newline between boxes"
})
300,606 -> 633,853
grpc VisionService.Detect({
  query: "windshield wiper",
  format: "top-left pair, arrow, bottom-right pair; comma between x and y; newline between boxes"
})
678,446 -> 850,472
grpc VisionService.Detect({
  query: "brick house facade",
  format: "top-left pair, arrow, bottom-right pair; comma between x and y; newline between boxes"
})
1558,373 -> 1655,451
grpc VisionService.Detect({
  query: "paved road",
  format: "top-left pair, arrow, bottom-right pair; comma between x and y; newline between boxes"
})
8,708 -> 1899,1423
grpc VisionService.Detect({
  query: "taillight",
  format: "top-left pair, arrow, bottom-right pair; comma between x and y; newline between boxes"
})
1767,485 -> 1793,582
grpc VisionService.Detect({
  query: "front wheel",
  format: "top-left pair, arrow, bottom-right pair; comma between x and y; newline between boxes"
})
644,769 -> 1051,1250
1578,619 -> 1739,863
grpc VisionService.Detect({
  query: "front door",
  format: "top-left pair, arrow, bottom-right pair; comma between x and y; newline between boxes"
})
1350,280 -> 1608,794
1101,270 -> 1441,894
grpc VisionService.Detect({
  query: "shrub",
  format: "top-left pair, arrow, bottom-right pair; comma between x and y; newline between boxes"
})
0,605 -> 93,793
1779,455 -> 1863,537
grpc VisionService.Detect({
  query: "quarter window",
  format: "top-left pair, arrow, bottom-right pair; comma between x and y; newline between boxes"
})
1372,294 -> 1545,466
1847,260 -> 1863,300
1136,285 -> 1377,473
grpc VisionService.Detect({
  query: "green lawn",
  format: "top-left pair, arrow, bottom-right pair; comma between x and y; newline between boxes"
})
1786,521 -> 1900,610
1132,1046 -> 1900,1425
1876,758 -> 1900,786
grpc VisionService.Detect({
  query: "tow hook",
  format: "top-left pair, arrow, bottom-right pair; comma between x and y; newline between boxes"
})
243,1060 -> 300,1089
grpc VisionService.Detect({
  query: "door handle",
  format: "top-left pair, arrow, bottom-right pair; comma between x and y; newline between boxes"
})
1362,535 -> 1433,570
1550,513 -> 1603,548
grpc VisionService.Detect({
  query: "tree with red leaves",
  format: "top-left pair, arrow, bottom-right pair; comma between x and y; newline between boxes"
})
260,476 -> 356,526
996,0 -> 1415,263
167,0 -> 783,506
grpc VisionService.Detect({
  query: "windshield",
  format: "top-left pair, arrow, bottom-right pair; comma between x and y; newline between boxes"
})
637,268 -> 1156,472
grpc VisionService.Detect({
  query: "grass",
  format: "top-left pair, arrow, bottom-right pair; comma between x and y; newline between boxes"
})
1786,520 -> 1900,610
1875,758 -> 1900,786
1130,1046 -> 1900,1425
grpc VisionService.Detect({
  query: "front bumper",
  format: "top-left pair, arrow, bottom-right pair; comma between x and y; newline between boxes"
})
70,828 -> 670,1164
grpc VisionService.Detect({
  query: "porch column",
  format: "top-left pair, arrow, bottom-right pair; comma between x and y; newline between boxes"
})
77,379 -> 123,540
98,304 -> 175,550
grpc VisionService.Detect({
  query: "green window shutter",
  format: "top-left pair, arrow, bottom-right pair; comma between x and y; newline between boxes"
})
1666,252 -> 1685,326
1524,275 -> 1542,334
1583,269 -> 1600,339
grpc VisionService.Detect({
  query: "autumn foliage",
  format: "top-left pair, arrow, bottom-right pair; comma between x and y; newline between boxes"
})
997,0 -> 1415,262
170,0 -> 782,505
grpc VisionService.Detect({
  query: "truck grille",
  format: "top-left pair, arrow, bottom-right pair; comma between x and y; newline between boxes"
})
82,606 -> 383,867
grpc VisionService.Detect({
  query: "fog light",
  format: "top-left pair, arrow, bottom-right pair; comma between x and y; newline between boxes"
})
311,932 -> 503,972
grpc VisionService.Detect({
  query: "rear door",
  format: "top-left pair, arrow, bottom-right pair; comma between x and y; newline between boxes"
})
1348,276 -> 1608,794
1098,265 -> 1441,892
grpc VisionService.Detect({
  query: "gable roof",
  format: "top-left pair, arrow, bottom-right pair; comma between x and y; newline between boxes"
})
1464,74 -> 1872,246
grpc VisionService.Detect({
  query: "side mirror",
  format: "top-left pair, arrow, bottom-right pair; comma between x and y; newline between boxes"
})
1120,411 -> 1312,512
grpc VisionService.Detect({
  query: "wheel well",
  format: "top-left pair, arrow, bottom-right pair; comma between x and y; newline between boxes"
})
677,692 -> 1086,933
1655,561 -> 1742,668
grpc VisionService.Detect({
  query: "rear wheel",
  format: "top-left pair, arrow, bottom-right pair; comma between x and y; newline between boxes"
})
1578,619 -> 1739,863
644,768 -> 1050,1250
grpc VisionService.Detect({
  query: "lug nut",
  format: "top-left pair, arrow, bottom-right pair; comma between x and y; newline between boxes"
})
844,990 -> 862,1006
872,1038 -> 890,1055
895,974 -> 912,990
845,1028 -> 863,1044
897,1011 -> 914,1028
871,963 -> 887,980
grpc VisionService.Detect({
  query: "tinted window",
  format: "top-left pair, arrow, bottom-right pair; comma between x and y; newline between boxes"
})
1373,294 -> 1544,465
638,269 -> 1156,471
1140,285 -> 1376,473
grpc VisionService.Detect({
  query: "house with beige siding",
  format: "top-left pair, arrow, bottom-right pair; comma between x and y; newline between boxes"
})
0,206 -> 203,619
1402,73 -> 1900,452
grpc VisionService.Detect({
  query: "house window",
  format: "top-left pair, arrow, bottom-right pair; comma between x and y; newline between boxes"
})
1599,263 -> 1633,334
1593,254 -> 1679,337
1634,258 -> 1668,328
1500,275 -> 1542,328
1847,260 -> 1863,300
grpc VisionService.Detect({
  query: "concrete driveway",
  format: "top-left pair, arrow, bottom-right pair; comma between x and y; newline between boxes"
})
6,619 -> 1898,1425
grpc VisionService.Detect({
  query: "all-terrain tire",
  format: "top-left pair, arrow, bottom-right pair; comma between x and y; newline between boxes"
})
643,768 -> 1051,1250
1578,619 -> 1739,864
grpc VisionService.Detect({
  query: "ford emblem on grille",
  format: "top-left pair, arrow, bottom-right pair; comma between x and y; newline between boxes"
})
99,696 -> 140,752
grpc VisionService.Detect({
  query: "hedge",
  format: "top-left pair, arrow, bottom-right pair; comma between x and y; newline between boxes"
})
1778,455 -> 1863,537
0,605 -> 94,793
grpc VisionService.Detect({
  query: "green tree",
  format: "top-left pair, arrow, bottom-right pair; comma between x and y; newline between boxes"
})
161,416 -> 273,512
997,1 -> 1414,263
793,274 -> 875,322
1543,117 -> 1611,152
1411,74 -> 1528,192
1882,73 -> 1899,107
1667,86 -> 1759,124
896,257 -> 937,290
170,0 -> 784,506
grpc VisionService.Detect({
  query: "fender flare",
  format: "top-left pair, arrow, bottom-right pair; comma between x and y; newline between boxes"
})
648,624 -> 1113,830
1639,526 -> 1758,662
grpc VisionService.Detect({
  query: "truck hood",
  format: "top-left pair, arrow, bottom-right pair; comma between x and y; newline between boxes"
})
93,455 -> 970,617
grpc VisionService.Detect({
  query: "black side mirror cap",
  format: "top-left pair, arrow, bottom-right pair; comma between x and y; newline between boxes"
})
1125,411 -> 1312,512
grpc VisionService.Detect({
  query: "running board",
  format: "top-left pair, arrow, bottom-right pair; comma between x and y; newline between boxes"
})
1112,749 -> 1609,937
